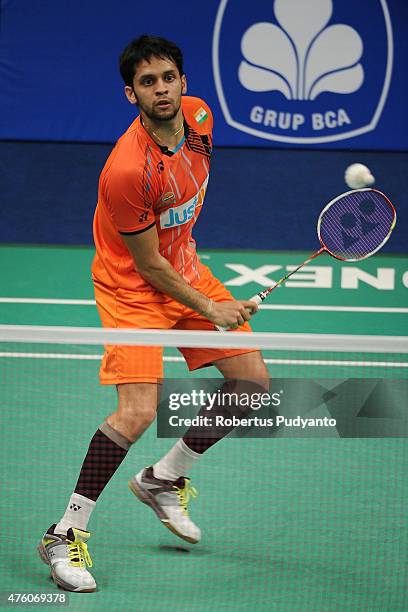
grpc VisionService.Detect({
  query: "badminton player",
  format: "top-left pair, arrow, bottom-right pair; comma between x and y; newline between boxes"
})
38,34 -> 269,592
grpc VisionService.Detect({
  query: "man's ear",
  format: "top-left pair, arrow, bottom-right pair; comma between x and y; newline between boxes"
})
124,85 -> 138,105
181,74 -> 187,95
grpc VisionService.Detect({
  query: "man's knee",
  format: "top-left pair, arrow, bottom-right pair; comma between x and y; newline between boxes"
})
217,351 -> 270,391
246,352 -> 270,391
108,383 -> 159,441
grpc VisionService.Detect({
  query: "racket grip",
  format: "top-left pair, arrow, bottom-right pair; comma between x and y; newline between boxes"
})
248,293 -> 264,306
215,293 -> 263,332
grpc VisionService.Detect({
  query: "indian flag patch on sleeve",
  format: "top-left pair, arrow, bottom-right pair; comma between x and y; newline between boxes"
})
194,107 -> 208,124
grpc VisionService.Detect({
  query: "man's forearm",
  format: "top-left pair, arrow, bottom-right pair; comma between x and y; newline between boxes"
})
139,256 -> 214,316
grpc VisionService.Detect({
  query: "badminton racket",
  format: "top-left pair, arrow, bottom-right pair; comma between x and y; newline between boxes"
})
217,188 -> 396,331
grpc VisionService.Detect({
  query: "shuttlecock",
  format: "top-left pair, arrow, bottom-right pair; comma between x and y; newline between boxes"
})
344,163 -> 375,189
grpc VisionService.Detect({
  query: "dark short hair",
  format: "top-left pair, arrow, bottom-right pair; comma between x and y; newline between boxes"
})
119,35 -> 184,86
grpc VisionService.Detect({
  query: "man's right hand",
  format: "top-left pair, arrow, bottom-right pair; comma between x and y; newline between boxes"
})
205,300 -> 258,328
120,228 -> 259,328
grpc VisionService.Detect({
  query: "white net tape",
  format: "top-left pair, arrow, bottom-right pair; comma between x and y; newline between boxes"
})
0,325 -> 407,353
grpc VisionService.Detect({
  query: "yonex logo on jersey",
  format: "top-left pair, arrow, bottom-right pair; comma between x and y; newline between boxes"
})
69,504 -> 82,512
213,0 -> 393,144
160,177 -> 209,229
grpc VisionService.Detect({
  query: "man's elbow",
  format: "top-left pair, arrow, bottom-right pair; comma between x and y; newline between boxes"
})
134,255 -> 167,280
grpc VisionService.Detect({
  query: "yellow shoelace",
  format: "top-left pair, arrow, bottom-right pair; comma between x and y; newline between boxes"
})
67,540 -> 93,568
174,480 -> 198,516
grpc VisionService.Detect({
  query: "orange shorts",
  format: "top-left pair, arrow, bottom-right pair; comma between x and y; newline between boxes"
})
93,264 -> 255,384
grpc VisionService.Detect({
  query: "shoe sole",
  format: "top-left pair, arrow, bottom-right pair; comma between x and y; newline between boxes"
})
128,478 -> 199,544
37,542 -> 96,593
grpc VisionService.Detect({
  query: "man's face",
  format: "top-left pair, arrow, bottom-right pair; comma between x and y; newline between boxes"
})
126,56 -> 186,122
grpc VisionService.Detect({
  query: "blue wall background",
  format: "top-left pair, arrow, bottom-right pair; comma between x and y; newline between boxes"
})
0,1 -> 407,252
0,0 -> 407,149
1,141 -> 406,252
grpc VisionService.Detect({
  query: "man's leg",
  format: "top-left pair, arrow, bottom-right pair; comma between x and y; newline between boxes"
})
39,383 -> 158,593
55,383 -> 158,531
133,352 -> 269,542
154,351 -> 269,465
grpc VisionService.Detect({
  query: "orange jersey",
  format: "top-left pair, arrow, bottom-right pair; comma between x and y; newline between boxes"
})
92,96 -> 213,292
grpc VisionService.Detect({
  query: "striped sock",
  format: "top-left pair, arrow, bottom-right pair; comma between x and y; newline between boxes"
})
55,421 -> 132,532
74,424 -> 130,501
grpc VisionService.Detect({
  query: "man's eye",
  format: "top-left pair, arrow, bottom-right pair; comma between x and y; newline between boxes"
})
165,74 -> 175,81
142,79 -> 153,86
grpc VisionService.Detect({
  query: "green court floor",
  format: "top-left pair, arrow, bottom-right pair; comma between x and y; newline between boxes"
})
0,246 -> 407,611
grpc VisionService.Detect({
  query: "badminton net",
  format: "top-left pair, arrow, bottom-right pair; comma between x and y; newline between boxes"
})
0,325 -> 407,610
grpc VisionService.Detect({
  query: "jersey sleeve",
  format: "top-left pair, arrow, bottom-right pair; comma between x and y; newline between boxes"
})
201,100 -> 213,133
103,166 -> 155,234
182,96 -> 214,135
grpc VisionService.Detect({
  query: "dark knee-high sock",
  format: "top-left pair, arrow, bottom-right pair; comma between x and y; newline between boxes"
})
75,421 -> 131,501
183,379 -> 269,454
55,421 -> 132,533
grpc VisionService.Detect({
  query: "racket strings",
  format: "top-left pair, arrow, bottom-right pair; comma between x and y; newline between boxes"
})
318,190 -> 395,261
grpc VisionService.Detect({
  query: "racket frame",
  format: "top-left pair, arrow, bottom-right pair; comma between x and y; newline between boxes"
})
242,188 -> 396,310
317,187 -> 396,262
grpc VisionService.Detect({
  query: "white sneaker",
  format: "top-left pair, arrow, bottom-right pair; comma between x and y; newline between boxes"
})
38,524 -> 96,592
129,467 -> 201,544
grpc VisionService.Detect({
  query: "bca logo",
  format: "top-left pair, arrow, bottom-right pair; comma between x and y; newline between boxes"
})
213,0 -> 393,144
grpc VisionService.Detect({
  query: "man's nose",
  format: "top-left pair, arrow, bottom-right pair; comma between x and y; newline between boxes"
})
155,79 -> 168,94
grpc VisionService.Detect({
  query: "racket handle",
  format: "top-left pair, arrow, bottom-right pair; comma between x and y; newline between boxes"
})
248,293 -> 264,306
215,293 -> 263,332
216,324 -> 228,333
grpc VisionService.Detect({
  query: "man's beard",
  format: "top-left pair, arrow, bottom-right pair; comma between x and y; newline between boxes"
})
139,100 -> 181,122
